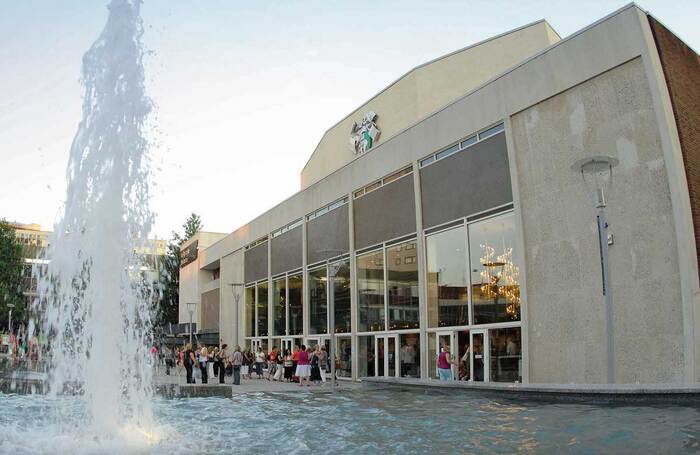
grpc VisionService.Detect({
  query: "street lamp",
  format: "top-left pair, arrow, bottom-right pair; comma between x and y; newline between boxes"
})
571,155 -> 619,384
186,302 -> 197,347
7,304 -> 15,333
228,283 -> 244,347
318,249 -> 344,391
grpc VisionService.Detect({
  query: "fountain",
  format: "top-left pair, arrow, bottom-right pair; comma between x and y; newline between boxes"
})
28,0 -> 159,447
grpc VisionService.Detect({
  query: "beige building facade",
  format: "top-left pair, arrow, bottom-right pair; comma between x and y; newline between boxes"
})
179,4 -> 700,386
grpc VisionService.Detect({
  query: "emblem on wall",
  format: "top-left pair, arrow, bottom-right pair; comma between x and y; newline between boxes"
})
350,111 -> 380,155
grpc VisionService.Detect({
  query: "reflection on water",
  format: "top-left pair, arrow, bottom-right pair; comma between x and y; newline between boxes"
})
1,388 -> 699,453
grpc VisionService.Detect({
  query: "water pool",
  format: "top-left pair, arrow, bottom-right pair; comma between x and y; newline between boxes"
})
1,388 -> 699,454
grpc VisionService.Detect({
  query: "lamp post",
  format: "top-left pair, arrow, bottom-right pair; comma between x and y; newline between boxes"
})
228,283 -> 244,347
186,302 -> 196,347
318,249 -> 344,391
571,155 -> 618,384
7,304 -> 15,333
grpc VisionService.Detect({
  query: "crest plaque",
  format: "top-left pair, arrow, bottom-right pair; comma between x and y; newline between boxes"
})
350,111 -> 380,155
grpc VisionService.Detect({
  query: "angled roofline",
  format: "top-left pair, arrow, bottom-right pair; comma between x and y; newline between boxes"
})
204,3 -> 648,260
300,18 -> 559,174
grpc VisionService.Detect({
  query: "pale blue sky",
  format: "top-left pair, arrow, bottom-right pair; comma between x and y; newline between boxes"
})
1,1 -> 698,238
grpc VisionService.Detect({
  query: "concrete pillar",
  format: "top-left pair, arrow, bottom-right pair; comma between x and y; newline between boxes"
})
412,161 -> 429,380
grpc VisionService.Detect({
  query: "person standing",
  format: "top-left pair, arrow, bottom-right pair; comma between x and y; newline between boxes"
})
273,348 -> 284,381
283,349 -> 294,382
296,345 -> 311,387
231,346 -> 243,385
291,345 -> 300,383
217,344 -> 228,384
310,346 -> 321,384
255,347 -> 266,379
437,345 -> 455,381
184,343 -> 196,384
212,347 -> 220,378
266,346 -> 278,380
199,344 -> 209,384
317,345 -> 328,384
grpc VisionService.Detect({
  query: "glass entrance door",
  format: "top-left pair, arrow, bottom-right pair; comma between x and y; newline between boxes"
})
250,338 -> 263,354
374,334 -> 399,377
281,338 -> 293,353
470,330 -> 489,382
436,331 -> 456,380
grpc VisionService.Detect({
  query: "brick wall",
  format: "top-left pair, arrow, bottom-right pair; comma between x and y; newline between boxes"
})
649,16 -> 700,273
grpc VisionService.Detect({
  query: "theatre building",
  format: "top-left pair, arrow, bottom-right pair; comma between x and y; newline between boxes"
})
179,4 -> 700,386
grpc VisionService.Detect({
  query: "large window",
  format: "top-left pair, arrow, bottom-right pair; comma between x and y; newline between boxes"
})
387,241 -> 419,330
257,281 -> 268,337
357,250 -> 385,332
272,277 -> 286,336
469,213 -> 520,324
309,267 -> 327,334
333,260 -> 351,333
337,336 -> 352,378
426,226 -> 469,328
399,333 -> 420,378
490,327 -> 521,382
245,286 -> 255,337
288,273 -> 303,335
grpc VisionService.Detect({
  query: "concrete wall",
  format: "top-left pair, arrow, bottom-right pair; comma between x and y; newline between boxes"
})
511,57 -> 684,384
300,21 -> 560,189
218,249 -> 244,347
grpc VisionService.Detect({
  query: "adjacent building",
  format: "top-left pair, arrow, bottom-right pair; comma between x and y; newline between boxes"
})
179,4 -> 700,386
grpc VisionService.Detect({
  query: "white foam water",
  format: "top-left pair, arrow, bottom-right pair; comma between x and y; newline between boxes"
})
31,0 -> 160,447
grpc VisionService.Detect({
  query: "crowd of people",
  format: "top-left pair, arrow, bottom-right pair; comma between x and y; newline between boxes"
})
159,342 -> 337,387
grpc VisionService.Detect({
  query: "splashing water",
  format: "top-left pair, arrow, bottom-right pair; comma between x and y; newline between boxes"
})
32,0 -> 158,444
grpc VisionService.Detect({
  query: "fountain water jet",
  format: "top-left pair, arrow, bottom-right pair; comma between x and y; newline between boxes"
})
33,0 -> 158,440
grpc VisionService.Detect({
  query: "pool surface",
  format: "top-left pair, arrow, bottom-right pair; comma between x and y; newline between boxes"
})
1,388 -> 699,453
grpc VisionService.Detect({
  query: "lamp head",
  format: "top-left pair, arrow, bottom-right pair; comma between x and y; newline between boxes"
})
571,156 -> 619,208
186,302 -> 196,313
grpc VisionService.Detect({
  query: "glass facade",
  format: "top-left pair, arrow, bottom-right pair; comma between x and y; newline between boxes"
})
309,267 -> 327,334
469,213 -> 520,324
288,273 -> 303,335
387,241 -> 419,330
426,226 -> 469,328
357,250 -> 385,332
333,260 -> 351,333
272,277 -> 286,336
337,337 -> 352,378
399,333 -> 420,378
245,286 -> 255,337
490,327 -> 521,382
257,281 -> 268,337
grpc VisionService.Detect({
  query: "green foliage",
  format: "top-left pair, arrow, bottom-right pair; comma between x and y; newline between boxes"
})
156,213 -> 203,326
0,220 -> 24,330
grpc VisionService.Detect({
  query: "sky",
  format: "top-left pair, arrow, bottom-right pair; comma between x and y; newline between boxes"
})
1,0 -> 698,240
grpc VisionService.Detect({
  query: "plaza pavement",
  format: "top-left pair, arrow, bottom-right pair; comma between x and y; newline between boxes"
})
152,366 -> 359,396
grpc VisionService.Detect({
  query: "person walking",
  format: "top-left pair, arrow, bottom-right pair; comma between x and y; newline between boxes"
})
217,344 -> 228,384
184,343 -> 196,384
255,347 -> 266,379
437,345 -> 455,381
199,344 -> 209,384
242,349 -> 252,379
296,345 -> 311,387
231,346 -> 243,385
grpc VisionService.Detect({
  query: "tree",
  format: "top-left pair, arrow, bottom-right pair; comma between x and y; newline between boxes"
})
157,213 -> 203,326
0,219 -> 24,331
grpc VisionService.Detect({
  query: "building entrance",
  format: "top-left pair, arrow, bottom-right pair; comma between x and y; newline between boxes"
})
470,330 -> 489,382
374,334 -> 399,377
